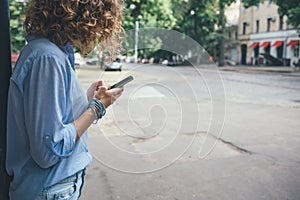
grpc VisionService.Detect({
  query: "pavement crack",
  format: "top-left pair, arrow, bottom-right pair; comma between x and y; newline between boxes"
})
217,137 -> 253,155
205,132 -> 253,155
183,131 -> 253,155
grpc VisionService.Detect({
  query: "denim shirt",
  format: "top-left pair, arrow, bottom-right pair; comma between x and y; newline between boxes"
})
6,36 -> 92,200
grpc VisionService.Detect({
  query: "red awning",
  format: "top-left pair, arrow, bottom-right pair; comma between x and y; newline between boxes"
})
272,41 -> 284,47
286,40 -> 300,47
260,41 -> 270,48
249,42 -> 259,48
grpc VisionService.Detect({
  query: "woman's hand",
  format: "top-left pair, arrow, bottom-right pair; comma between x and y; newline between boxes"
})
75,80 -> 123,141
94,80 -> 124,108
86,81 -> 99,102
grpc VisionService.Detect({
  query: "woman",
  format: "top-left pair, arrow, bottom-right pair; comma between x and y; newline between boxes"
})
6,0 -> 124,199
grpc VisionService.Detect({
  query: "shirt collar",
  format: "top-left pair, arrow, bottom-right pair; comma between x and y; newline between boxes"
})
25,34 -> 40,42
26,34 -> 76,71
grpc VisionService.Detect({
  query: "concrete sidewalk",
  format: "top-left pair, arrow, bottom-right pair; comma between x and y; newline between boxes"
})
219,65 -> 300,76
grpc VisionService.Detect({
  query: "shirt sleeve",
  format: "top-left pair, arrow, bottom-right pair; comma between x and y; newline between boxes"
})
23,54 -> 77,169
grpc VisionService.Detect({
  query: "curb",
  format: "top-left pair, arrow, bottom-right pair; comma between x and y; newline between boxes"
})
219,66 -> 300,76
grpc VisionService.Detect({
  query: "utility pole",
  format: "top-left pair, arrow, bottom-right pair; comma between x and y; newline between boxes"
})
134,21 -> 139,63
0,0 -> 12,199
218,0 -> 226,67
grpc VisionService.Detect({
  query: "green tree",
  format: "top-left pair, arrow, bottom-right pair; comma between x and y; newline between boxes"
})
273,0 -> 300,27
171,0 -> 218,57
123,0 -> 176,31
171,0 -> 240,66
122,0 -> 177,58
10,0 -> 27,53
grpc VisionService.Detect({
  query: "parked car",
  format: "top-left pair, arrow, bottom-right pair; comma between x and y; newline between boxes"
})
162,59 -> 168,65
141,58 -> 150,64
86,57 -> 101,65
167,59 -> 177,66
105,59 -> 122,71
125,56 -> 135,63
152,57 -> 160,64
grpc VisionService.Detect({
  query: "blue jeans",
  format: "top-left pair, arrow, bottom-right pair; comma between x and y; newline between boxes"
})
35,169 -> 85,200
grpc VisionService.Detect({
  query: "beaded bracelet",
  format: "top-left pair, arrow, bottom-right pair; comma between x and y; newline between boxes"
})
89,98 -> 106,123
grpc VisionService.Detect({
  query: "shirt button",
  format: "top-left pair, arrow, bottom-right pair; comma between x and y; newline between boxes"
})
45,135 -> 50,140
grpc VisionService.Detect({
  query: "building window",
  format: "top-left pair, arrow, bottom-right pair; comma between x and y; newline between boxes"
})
256,20 -> 260,33
243,22 -> 247,35
228,31 -> 232,40
295,43 -> 300,57
235,31 -> 238,40
279,15 -> 284,30
267,18 -> 272,32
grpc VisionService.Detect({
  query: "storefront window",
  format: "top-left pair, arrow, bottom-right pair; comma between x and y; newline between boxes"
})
294,43 -> 300,58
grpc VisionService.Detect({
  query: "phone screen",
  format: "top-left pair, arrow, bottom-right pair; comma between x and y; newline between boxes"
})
110,75 -> 134,89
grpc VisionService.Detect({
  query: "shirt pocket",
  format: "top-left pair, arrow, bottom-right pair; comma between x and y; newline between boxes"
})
53,181 -> 76,200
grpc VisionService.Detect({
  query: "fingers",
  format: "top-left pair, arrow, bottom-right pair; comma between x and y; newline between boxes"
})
95,87 -> 123,108
99,86 -> 107,92
91,81 -> 98,88
87,81 -> 102,101
112,93 -> 122,102
110,87 -> 124,94
108,92 -> 123,107
94,86 -> 107,100
97,80 -> 104,91
106,87 -> 123,100
88,81 -> 100,92
92,80 -> 124,108
110,88 -> 123,99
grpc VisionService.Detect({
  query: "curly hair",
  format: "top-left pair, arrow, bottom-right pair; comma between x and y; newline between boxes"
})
24,0 -> 124,56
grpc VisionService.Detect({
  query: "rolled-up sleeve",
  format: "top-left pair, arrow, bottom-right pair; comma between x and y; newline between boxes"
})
24,54 -> 77,169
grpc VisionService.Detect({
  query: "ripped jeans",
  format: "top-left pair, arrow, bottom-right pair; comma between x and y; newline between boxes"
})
35,169 -> 85,200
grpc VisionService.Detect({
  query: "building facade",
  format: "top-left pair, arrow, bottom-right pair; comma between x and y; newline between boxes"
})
224,2 -> 240,65
238,0 -> 300,66
224,25 -> 239,64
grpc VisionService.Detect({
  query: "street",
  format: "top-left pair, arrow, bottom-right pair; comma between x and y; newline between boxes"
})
77,63 -> 300,200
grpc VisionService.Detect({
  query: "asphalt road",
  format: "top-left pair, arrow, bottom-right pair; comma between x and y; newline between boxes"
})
77,63 -> 300,200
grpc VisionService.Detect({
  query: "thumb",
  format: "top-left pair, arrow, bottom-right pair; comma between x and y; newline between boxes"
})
97,80 -> 104,90
95,86 -> 107,100
99,86 -> 107,93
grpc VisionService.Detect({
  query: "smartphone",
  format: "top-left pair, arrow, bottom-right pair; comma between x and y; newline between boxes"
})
110,75 -> 134,89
